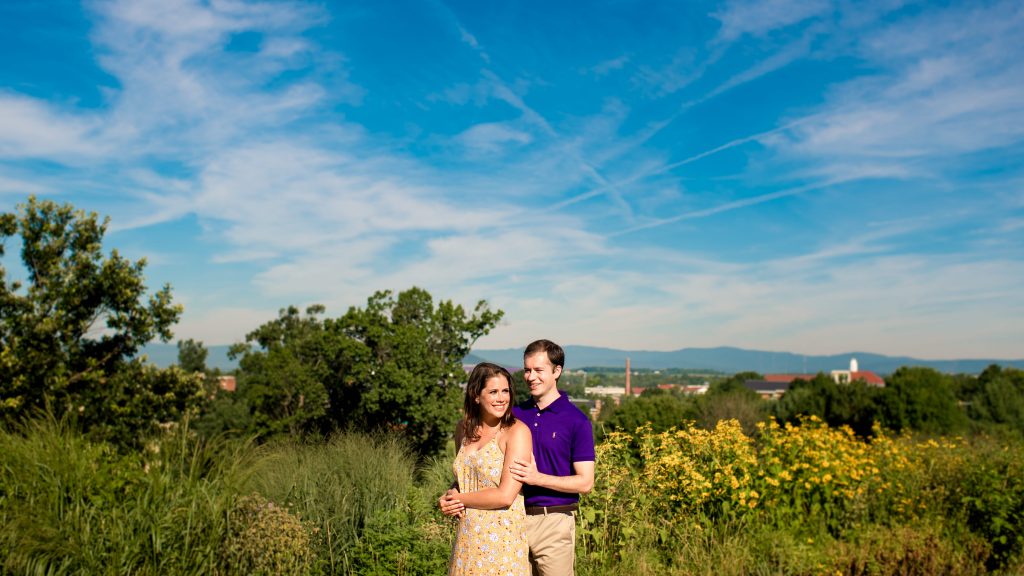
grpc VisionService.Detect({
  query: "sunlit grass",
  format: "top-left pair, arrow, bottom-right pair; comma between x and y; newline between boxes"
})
3,416 -> 1022,574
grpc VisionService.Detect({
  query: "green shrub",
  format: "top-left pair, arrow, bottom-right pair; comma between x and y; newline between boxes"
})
828,523 -> 989,576
349,506 -> 450,575
578,419 -> 1024,575
221,493 -> 316,575
248,431 -> 421,574
957,440 -> 1024,571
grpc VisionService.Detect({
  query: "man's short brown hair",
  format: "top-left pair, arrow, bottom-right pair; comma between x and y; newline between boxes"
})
523,339 -> 565,371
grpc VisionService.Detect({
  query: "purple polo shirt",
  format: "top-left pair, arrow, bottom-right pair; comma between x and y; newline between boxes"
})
512,391 -> 596,507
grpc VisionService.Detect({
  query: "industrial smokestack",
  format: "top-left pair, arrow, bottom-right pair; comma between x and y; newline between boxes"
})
625,357 -> 631,397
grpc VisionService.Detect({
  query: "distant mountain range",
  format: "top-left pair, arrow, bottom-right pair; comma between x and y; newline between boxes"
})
465,345 -> 1024,376
143,343 -> 1023,376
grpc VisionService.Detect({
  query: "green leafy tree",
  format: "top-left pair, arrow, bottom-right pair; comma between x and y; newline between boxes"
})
698,372 -> 767,434
331,288 -> 503,455
775,373 -> 884,437
950,372 -> 981,403
600,392 -> 697,438
91,363 -> 206,445
177,337 -> 253,438
229,288 -> 502,454
696,392 -> 768,435
774,374 -> 833,424
229,305 -> 336,437
966,365 -> 1024,435
826,380 -> 884,437
510,369 -> 532,406
0,197 -> 202,446
880,366 -> 966,434
709,371 -> 763,395
176,338 -> 208,374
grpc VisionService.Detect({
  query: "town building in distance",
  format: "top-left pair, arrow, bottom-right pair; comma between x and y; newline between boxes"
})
744,358 -> 885,400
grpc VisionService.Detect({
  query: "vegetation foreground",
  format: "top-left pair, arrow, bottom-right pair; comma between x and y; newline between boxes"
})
2,417 -> 1022,576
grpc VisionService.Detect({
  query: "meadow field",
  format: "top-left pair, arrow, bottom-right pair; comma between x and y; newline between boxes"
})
2,416 -> 1022,575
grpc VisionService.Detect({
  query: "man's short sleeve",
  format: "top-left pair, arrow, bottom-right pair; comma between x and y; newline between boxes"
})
570,413 -> 596,463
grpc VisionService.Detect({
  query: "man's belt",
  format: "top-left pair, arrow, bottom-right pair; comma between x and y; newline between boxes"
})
525,503 -> 578,515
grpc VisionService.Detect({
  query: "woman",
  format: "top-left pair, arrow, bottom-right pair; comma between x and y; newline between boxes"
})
445,362 -> 532,576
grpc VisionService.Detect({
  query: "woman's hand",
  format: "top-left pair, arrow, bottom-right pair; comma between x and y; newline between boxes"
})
439,488 -> 465,517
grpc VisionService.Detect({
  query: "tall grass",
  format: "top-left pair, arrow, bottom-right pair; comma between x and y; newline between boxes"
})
0,418 -> 450,575
244,432 -> 454,574
0,416 -> 256,575
9,415 -> 1019,575
248,432 -> 415,573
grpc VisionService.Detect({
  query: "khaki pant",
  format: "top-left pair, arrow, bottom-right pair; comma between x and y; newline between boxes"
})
525,511 -> 575,576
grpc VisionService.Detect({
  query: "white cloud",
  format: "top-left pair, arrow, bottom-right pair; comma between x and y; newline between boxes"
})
1,0 -> 356,219
996,217 -> 1024,234
249,209 -> 611,310
86,0 -> 347,158
0,173 -> 50,196
588,55 -> 630,77
456,122 -> 532,154
712,0 -> 833,42
476,242 -> 1024,359
696,28 -> 820,104
632,49 -> 711,98
174,305 -> 285,345
0,94 -> 102,159
193,140 -> 466,253
773,1 -> 1024,171
251,239 -> 393,300
614,177 -> 853,236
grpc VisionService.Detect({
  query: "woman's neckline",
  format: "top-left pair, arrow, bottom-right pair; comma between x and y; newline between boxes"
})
461,423 -> 502,456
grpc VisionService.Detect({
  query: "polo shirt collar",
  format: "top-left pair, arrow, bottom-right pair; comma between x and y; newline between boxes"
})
530,390 -> 569,413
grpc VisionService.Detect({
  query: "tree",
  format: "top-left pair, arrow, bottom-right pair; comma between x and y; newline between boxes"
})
880,366 -> 966,434
696,391 -> 768,435
229,288 -> 503,455
966,365 -> 1024,435
0,197 -> 203,446
510,369 -> 532,406
774,373 -> 885,437
709,371 -> 763,395
699,372 -> 768,435
599,392 -> 697,438
331,288 -> 503,455
229,305 -> 336,437
176,338 -> 208,374
826,380 -> 883,437
774,374 -> 833,424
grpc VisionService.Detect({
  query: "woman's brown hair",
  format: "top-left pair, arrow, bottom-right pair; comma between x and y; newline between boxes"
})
461,362 -> 517,443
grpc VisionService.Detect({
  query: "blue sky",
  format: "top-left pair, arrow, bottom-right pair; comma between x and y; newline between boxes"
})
1,0 -> 1022,360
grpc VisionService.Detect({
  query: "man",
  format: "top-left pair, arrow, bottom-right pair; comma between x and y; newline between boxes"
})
510,339 -> 595,575
441,339 -> 595,575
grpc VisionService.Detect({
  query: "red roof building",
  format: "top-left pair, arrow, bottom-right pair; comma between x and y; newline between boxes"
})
761,359 -> 885,388
847,371 -> 885,386
763,373 -> 816,383
217,375 -> 237,392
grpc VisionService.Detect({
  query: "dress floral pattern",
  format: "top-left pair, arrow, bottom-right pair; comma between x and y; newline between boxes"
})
449,436 -> 529,576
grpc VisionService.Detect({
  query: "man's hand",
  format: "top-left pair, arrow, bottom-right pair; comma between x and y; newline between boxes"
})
509,458 -> 542,485
511,459 -> 595,494
439,488 -> 464,517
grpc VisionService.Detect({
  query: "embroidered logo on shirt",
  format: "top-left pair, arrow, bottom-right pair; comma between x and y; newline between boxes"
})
552,432 -> 557,439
